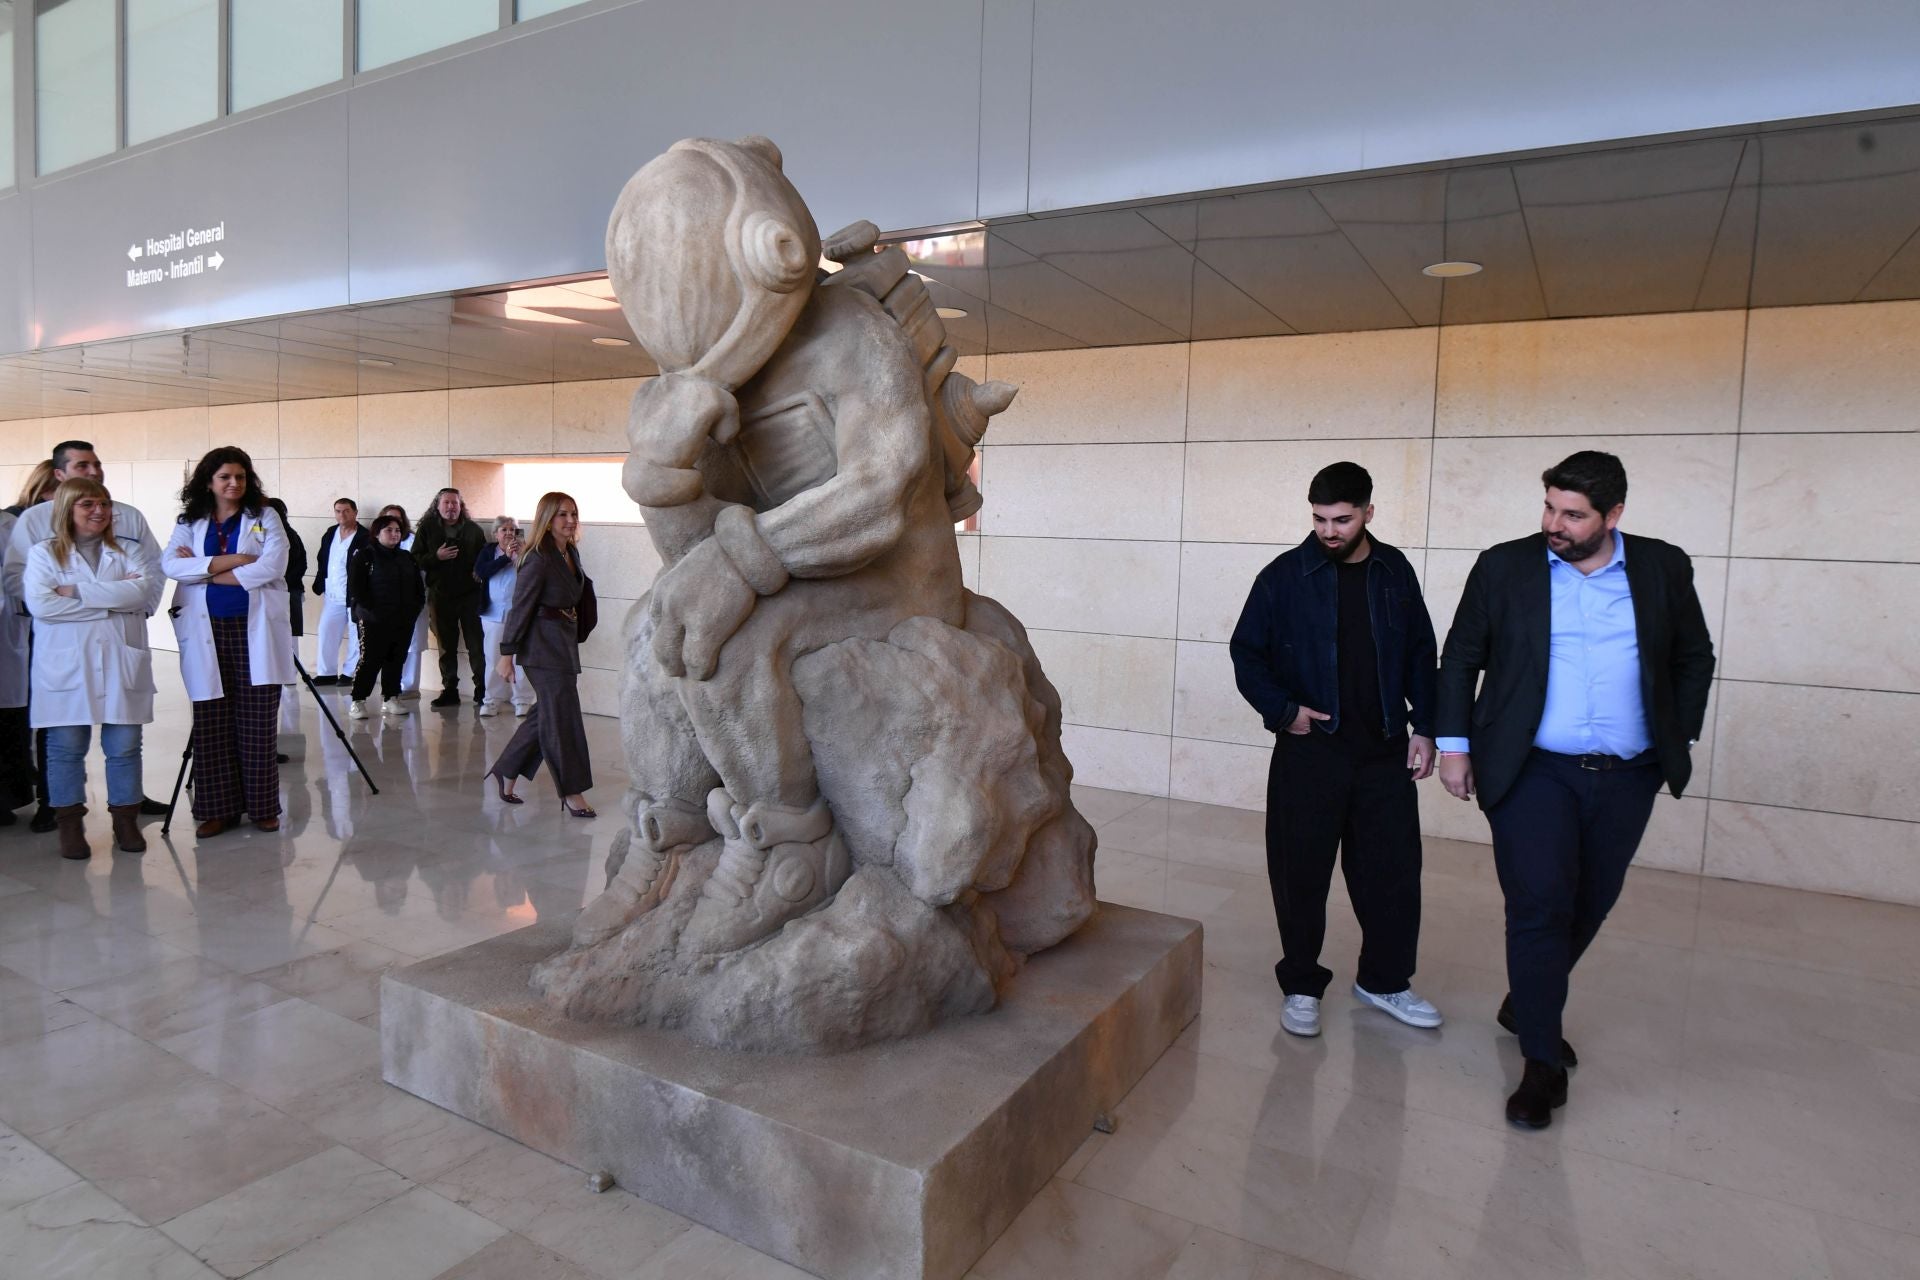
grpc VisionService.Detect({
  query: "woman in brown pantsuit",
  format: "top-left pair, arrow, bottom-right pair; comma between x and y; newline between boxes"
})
487,492 -> 595,816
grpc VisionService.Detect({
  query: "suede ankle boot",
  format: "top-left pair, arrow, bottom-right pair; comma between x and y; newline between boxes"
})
108,803 -> 147,854
53,804 -> 91,860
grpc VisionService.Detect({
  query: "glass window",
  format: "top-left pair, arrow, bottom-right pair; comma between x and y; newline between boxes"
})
34,0 -> 116,175
231,0 -> 342,113
125,0 -> 217,146
517,0 -> 593,19
1,4 -> 15,188
357,0 -> 496,71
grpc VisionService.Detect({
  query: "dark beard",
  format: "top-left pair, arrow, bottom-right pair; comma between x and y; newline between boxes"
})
1318,534 -> 1366,563
1548,528 -> 1608,562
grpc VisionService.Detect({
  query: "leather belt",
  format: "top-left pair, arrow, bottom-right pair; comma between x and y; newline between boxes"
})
1535,748 -> 1657,772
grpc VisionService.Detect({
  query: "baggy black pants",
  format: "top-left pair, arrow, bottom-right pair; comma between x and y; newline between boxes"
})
1266,729 -> 1423,999
352,613 -> 417,702
1486,749 -> 1661,1066
431,597 -> 486,694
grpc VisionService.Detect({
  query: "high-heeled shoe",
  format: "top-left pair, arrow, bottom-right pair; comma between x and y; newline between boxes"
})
564,800 -> 596,818
490,773 -> 523,806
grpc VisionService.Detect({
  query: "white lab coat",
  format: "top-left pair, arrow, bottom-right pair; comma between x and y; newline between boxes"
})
5,499 -> 162,709
0,511 -> 28,709
162,507 -> 296,701
23,539 -> 161,729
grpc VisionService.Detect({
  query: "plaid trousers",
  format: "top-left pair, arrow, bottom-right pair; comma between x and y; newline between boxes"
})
191,616 -> 282,821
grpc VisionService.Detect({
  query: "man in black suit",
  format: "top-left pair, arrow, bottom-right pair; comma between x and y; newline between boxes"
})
311,498 -> 368,684
1436,451 -> 1714,1128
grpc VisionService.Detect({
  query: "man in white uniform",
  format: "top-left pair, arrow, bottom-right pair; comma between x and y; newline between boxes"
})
3,441 -> 166,830
309,498 -> 366,684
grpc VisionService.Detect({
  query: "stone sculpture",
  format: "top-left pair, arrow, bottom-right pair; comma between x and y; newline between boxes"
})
531,136 -> 1096,1052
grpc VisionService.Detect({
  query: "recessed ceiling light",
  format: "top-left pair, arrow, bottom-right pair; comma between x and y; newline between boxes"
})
358,357 -> 395,367
1422,260 -> 1483,278
591,336 -> 631,347
936,306 -> 969,320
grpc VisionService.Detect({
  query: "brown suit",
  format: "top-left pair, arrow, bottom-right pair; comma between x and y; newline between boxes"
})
491,546 -> 593,796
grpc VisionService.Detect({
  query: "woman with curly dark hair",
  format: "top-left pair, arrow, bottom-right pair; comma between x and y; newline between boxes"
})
161,447 -> 295,837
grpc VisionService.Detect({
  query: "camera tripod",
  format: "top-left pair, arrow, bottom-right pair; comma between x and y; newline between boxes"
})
161,654 -> 378,835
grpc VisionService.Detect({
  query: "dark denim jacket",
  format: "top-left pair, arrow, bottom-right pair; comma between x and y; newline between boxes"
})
1229,534 -> 1438,739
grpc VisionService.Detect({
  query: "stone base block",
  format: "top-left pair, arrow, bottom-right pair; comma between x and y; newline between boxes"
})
381,903 -> 1201,1280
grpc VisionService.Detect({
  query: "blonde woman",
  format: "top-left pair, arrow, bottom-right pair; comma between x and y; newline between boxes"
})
23,480 -> 163,858
487,492 -> 596,814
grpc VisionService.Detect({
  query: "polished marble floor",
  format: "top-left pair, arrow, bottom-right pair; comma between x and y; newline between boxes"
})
1,672 -> 1916,1279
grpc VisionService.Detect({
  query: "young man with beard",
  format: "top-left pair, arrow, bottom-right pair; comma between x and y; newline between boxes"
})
1436,451 -> 1714,1129
1231,461 -> 1442,1040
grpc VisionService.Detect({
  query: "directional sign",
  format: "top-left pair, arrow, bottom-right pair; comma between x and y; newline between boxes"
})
124,220 -> 229,289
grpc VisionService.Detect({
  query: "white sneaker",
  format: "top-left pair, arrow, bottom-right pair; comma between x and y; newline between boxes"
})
383,699 -> 410,717
347,700 -> 369,720
476,701 -> 501,717
514,703 -> 533,717
1281,994 -> 1322,1038
1353,984 -> 1443,1029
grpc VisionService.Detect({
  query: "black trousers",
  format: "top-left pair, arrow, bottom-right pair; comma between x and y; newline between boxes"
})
431,597 -> 486,693
352,613 -> 417,702
1486,750 -> 1662,1066
0,707 -> 37,810
1266,730 -> 1422,999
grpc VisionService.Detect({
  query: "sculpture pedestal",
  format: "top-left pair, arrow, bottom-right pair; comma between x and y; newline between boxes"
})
380,903 -> 1201,1280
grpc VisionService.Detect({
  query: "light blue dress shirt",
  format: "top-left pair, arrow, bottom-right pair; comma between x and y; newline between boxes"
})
1437,530 -> 1651,758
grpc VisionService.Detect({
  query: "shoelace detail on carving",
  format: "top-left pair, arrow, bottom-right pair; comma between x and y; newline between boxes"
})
705,843 -> 769,903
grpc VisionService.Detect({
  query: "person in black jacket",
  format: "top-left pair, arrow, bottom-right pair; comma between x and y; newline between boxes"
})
266,498 -> 307,760
1231,462 -> 1442,1041
310,498 -> 368,684
346,514 -> 425,720
1435,451 -> 1714,1130
413,488 -> 488,708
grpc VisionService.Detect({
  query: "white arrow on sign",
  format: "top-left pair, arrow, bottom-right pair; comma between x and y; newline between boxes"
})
208,252 -> 224,270
127,244 -> 142,261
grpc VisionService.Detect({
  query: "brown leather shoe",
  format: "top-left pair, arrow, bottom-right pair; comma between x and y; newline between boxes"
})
253,817 -> 280,832
196,816 -> 235,839
54,804 -> 91,860
108,803 -> 148,853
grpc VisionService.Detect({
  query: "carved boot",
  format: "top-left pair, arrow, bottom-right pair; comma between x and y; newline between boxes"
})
108,803 -> 147,854
680,790 -> 850,956
54,804 -> 90,861
570,799 -> 708,948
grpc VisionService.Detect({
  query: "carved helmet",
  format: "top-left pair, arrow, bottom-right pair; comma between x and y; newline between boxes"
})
605,136 -> 821,391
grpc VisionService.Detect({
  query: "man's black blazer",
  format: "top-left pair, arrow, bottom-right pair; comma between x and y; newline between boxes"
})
1436,532 -> 1715,810
311,524 -> 368,598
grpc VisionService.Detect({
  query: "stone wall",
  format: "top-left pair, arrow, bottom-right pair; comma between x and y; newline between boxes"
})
3,299 -> 1914,904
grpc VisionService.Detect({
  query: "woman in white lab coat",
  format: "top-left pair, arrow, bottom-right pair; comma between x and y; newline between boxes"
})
163,447 -> 294,838
23,478 -> 162,859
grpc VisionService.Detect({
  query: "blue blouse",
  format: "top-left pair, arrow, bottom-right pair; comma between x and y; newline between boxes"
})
204,512 -> 250,619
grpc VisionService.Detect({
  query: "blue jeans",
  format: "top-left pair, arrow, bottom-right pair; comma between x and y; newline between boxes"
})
44,723 -> 144,809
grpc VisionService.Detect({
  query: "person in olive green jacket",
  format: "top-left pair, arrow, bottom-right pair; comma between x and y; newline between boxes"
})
413,487 -> 489,708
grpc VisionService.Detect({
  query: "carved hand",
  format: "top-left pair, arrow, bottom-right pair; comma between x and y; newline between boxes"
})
623,373 -> 741,508
649,536 -> 757,681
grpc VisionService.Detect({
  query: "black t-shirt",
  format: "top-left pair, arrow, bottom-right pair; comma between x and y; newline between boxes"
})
1334,556 -> 1385,740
